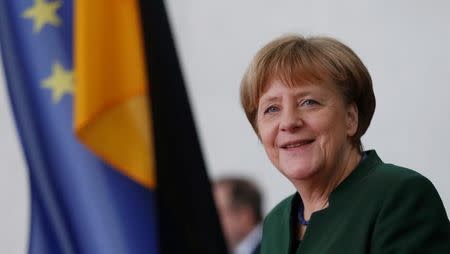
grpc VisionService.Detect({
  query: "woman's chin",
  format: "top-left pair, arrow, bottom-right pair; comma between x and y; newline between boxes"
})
280,165 -> 317,182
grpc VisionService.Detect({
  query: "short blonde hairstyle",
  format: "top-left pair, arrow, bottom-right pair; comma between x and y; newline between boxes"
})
240,35 -> 375,150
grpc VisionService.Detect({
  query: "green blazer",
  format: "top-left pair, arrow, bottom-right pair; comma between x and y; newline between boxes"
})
261,150 -> 450,254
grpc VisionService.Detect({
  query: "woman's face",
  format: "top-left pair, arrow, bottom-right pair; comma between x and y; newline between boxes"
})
256,79 -> 358,182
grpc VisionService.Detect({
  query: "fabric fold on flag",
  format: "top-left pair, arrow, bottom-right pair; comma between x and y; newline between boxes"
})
74,0 -> 155,188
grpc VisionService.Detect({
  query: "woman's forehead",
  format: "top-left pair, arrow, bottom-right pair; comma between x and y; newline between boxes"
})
258,74 -> 328,97
261,79 -> 334,96
256,77 -> 344,108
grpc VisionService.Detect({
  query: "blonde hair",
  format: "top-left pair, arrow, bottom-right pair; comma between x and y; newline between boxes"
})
240,34 -> 375,150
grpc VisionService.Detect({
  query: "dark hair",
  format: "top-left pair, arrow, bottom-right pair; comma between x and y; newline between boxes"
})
216,177 -> 263,222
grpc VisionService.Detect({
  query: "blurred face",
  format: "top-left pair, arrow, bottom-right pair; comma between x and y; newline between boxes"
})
256,79 -> 358,182
214,184 -> 253,249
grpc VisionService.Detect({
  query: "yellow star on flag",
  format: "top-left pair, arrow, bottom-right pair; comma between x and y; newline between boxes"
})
42,63 -> 74,103
22,0 -> 62,32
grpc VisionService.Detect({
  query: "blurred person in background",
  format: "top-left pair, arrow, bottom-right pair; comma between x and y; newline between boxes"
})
214,177 -> 263,254
240,34 -> 450,253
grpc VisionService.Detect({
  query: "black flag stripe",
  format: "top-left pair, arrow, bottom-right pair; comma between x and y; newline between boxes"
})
139,1 -> 228,253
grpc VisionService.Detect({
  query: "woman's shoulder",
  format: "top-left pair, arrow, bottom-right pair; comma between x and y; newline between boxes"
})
260,194 -> 296,254
337,150 -> 444,214
366,157 -> 443,209
361,150 -> 433,190
264,193 -> 297,222
369,161 -> 450,252
370,160 -> 434,191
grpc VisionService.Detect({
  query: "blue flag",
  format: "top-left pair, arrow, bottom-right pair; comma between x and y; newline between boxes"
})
0,0 -> 158,253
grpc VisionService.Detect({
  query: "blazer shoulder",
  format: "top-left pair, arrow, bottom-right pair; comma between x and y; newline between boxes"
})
370,162 -> 430,187
370,165 -> 450,253
261,194 -> 295,254
264,193 -> 296,223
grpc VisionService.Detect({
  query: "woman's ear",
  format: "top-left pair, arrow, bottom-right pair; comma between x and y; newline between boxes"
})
346,103 -> 358,137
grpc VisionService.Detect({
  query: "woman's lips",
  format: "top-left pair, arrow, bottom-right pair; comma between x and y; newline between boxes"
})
280,139 -> 315,150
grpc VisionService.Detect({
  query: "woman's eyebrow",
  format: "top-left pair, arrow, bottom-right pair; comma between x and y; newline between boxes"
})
259,90 -> 316,104
259,96 -> 279,104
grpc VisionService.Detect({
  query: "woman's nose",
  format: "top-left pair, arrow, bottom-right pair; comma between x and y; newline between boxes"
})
279,107 -> 302,132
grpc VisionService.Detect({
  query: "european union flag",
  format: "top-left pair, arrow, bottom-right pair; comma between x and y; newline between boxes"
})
0,0 -> 157,253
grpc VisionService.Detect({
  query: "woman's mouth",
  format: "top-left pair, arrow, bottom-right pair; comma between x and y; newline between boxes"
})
280,139 -> 315,150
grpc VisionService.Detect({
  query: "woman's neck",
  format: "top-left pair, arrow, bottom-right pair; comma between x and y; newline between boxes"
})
296,146 -> 362,220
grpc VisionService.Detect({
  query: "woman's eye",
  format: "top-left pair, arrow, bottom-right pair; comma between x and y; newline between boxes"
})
264,105 -> 279,114
300,99 -> 318,107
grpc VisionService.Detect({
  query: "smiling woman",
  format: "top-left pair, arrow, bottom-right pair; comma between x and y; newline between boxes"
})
240,35 -> 450,254
256,81 -> 358,184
